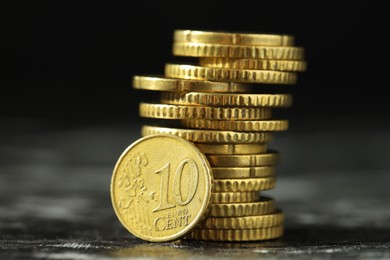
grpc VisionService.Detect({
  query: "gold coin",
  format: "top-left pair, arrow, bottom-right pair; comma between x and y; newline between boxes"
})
209,196 -> 275,217
165,64 -> 297,84
141,125 -> 273,144
207,152 -> 280,167
160,92 -> 292,107
199,210 -> 284,229
174,30 -> 295,46
211,191 -> 259,203
132,75 -> 251,93
110,134 -> 213,242
195,143 -> 267,155
182,119 -> 289,132
199,57 -> 307,71
173,42 -> 304,60
214,177 -> 275,192
187,226 -> 283,241
139,103 -> 272,120
212,166 -> 276,179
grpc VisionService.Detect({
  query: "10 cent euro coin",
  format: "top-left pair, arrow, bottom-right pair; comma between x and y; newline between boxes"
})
110,134 -> 213,242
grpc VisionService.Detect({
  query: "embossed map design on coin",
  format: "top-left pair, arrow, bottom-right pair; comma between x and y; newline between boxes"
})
111,134 -> 213,242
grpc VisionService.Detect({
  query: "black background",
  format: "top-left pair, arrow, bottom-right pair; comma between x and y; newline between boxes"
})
1,1 -> 388,123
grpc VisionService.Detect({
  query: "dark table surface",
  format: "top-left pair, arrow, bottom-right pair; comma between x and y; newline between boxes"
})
1,118 -> 390,259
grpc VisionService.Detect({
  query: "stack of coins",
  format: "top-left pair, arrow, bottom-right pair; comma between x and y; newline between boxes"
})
134,30 -> 306,241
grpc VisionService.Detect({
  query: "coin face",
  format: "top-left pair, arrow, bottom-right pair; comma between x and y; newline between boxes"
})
111,134 -> 213,242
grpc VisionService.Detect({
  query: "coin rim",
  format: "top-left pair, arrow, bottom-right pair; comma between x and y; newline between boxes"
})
110,134 -> 213,242
132,75 -> 251,93
174,30 -> 295,46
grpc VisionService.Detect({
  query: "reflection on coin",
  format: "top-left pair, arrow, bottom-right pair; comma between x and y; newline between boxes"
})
207,152 -> 280,167
195,143 -> 267,155
111,134 -> 213,242
212,166 -> 276,179
174,30 -> 295,46
133,75 -> 251,93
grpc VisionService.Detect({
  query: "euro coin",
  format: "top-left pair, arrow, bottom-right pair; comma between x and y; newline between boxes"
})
111,134 -> 213,242
199,58 -> 307,71
214,177 -> 276,192
199,210 -> 284,229
133,75 -> 251,93
195,143 -> 267,155
173,42 -> 304,60
141,125 -> 273,143
211,191 -> 260,203
209,196 -> 275,217
165,64 -> 297,84
174,30 -> 294,46
161,92 -> 292,107
207,152 -> 280,167
188,226 -> 283,241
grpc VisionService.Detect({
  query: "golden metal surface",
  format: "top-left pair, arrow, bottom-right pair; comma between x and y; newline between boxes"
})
195,143 -> 267,155
160,92 -> 292,107
207,152 -> 280,167
182,119 -> 289,132
209,197 -> 275,217
139,103 -> 272,120
188,226 -> 283,241
211,191 -> 260,203
199,210 -> 284,229
199,58 -> 307,71
173,42 -> 304,60
132,75 -> 251,93
110,134 -> 213,242
212,166 -> 276,179
213,177 -> 276,192
165,64 -> 297,84
141,125 -> 273,143
174,30 -> 294,46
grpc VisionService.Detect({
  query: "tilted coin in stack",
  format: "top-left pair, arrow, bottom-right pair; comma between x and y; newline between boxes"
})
111,29 -> 306,242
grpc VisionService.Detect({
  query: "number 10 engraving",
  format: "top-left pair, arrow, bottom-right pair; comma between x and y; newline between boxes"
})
153,159 -> 199,212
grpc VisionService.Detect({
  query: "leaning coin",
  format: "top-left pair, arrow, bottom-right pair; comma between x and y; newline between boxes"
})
110,134 -> 213,242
